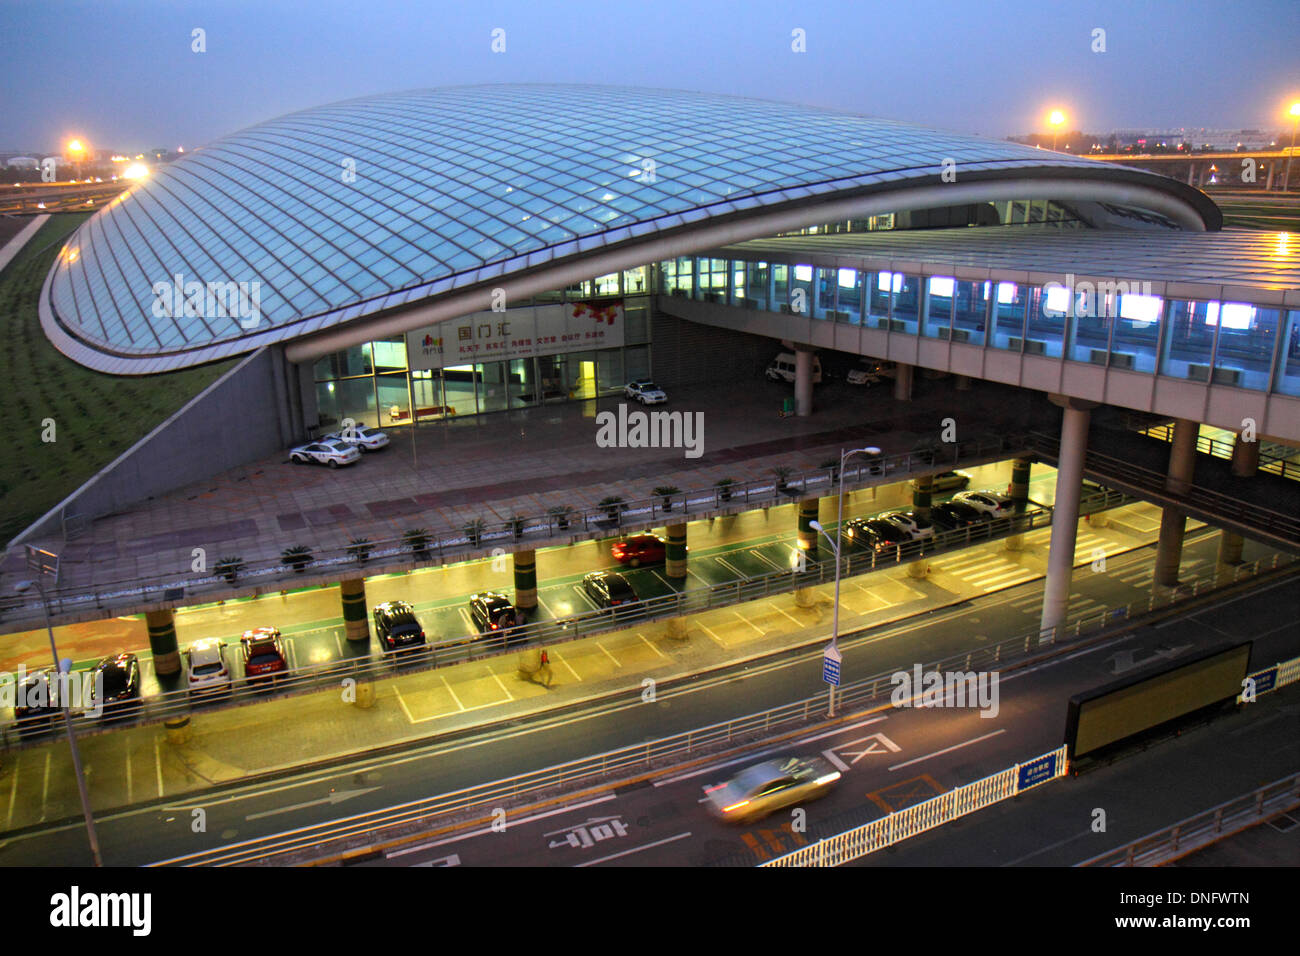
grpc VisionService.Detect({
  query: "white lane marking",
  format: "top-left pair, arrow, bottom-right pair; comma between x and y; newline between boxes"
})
696,622 -> 725,647
638,634 -> 668,659
1002,829 -> 1094,867
413,853 -> 461,867
439,674 -> 465,712
487,666 -> 513,699
715,558 -> 747,580
245,786 -> 382,822
575,831 -> 692,867
731,610 -> 764,635
835,732 -> 902,764
40,750 -> 50,820
653,716 -> 887,786
333,632 -> 344,657
888,729 -> 1006,771
6,751 -> 20,829
596,641 -> 620,667
384,793 -> 618,858
393,685 -> 415,723
155,736 -> 164,798
820,750 -> 850,772
552,649 -> 582,682
771,603 -> 804,626
125,738 -> 133,804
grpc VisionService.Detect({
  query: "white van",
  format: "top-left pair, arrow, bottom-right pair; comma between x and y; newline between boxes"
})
765,352 -> 823,385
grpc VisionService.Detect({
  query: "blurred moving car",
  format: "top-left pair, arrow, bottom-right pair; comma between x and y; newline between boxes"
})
325,423 -> 389,452
930,500 -> 993,531
925,470 -> 971,492
704,755 -> 841,824
624,380 -> 667,404
373,601 -> 428,654
186,639 -> 232,697
846,365 -> 883,386
240,627 -> 288,683
14,668 -> 60,733
469,591 -> 520,637
952,489 -> 1016,517
288,438 -> 361,468
611,534 -> 667,567
582,570 -> 638,610
93,653 -> 141,721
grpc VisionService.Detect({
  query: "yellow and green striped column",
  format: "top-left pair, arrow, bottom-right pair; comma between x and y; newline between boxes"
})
797,499 -> 820,557
341,576 -> 369,642
912,473 -> 933,519
146,609 -> 181,676
665,524 -> 688,579
514,550 -> 538,611
1005,457 -> 1032,551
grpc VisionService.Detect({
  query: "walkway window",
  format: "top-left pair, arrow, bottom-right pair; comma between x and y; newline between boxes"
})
791,264 -> 814,316
1213,304 -> 1278,390
773,264 -> 790,312
744,261 -> 769,309
699,258 -> 727,303
869,271 -> 897,329
837,268 -> 863,324
1105,293 -> 1163,372
991,282 -> 1027,351
923,276 -> 954,339
890,274 -> 921,334
593,272 -> 621,296
1025,285 -> 1066,358
814,268 -> 839,319
622,266 -> 647,295
953,281 -> 988,345
1277,310 -> 1300,396
1161,300 -> 1218,382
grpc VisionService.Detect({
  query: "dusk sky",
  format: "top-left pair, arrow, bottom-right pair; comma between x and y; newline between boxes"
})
3,0 -> 1298,152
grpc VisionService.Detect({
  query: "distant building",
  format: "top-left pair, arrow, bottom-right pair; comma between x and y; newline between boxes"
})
5,156 -> 39,169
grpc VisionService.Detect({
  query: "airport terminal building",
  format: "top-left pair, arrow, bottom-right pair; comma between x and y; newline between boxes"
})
26,84 -> 1300,540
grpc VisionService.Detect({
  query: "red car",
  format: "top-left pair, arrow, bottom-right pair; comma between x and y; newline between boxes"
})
240,627 -> 288,682
611,534 -> 667,567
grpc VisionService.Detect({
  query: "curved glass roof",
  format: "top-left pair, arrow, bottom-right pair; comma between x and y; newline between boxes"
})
44,84 -> 1217,372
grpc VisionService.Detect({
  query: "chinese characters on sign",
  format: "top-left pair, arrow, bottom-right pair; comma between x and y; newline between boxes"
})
406,301 -> 626,371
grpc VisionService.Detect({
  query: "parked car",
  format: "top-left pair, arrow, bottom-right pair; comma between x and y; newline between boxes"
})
879,511 -> 934,542
926,470 -> 971,492
325,423 -> 389,452
844,517 -> 910,551
14,668 -> 60,733
765,352 -> 823,385
611,534 -> 667,567
186,639 -> 232,697
373,601 -> 427,653
704,755 -> 841,825
952,489 -> 1016,517
624,380 -> 667,404
289,438 -> 361,468
240,627 -> 288,683
469,591 -> 520,636
930,500 -> 993,531
846,360 -> 886,386
92,653 -> 141,721
582,570 -> 638,610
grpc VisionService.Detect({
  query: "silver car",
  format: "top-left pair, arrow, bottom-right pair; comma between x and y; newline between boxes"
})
289,438 -> 361,468
325,423 -> 389,451
705,755 -> 841,824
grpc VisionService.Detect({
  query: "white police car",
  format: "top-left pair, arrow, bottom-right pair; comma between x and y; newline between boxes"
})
289,438 -> 361,468
624,379 -> 667,404
325,423 -> 389,452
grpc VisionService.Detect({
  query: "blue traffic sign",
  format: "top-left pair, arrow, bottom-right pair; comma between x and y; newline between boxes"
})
1017,753 -> 1058,791
822,642 -> 842,686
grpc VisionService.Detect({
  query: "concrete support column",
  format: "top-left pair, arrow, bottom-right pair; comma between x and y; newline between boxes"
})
893,363 -> 914,402
340,576 -> 369,642
1040,397 -> 1094,641
912,474 -> 933,519
1186,164 -> 1196,186
513,549 -> 538,612
1266,164 -> 1276,191
664,523 -> 688,579
954,374 -> 971,391
1154,418 -> 1199,587
1218,434 -> 1261,566
1005,457 -> 1033,552
794,348 -> 814,417
146,608 -> 181,676
797,498 -> 820,557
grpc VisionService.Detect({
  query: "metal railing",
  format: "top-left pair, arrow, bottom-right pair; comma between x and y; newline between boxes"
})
1138,423 -> 1300,481
761,745 -> 1070,867
4,497 -> 1137,747
1076,772 -> 1300,867
1025,432 -> 1300,541
145,551 -> 1297,866
0,431 -> 1028,624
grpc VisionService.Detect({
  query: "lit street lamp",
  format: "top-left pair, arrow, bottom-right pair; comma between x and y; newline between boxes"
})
14,575 -> 102,866
1284,101 -> 1300,193
809,444 -> 882,717
1047,110 -> 1066,152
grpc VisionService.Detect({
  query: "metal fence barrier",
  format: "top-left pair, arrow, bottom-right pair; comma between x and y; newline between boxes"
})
1076,771 -> 1300,867
761,745 -> 1070,867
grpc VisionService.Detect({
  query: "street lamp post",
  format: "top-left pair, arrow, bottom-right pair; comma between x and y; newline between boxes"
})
810,444 -> 882,717
14,578 -> 103,866
1285,102 -> 1300,193
1048,110 -> 1066,152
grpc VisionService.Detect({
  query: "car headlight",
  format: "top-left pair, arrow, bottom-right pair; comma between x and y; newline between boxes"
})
813,772 -> 841,786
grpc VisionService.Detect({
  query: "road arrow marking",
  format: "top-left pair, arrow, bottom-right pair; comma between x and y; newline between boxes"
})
244,787 -> 381,821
